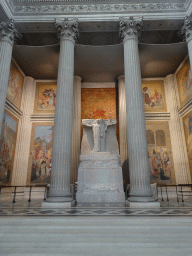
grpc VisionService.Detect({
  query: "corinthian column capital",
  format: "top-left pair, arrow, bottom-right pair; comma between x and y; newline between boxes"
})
181,16 -> 192,42
119,16 -> 143,42
55,18 -> 79,43
0,20 -> 19,45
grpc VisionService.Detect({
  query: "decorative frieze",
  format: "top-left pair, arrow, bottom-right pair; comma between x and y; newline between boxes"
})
11,3 -> 187,14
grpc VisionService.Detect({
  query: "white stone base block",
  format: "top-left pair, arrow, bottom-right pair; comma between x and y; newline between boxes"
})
76,153 -> 125,203
41,200 -> 75,208
126,201 -> 160,208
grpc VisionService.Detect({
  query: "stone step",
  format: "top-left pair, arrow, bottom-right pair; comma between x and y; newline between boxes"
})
0,217 -> 192,255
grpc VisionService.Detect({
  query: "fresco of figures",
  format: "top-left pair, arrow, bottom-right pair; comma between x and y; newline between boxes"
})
148,147 -> 171,184
7,60 -> 24,109
35,83 -> 57,112
142,80 -> 166,111
0,113 -> 18,185
30,125 -> 53,184
177,58 -> 192,107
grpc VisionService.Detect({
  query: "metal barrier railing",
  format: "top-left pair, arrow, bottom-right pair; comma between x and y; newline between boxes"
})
0,184 -> 48,203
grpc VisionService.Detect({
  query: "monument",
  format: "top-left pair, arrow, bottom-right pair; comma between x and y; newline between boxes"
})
76,119 -> 125,203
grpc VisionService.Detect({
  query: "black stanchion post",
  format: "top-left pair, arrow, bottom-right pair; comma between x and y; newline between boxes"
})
28,186 -> 32,202
12,186 -> 16,203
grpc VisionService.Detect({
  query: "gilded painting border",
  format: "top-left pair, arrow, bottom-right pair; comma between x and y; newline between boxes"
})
142,80 -> 167,112
0,109 -> 18,185
27,122 -> 54,185
34,82 -> 57,114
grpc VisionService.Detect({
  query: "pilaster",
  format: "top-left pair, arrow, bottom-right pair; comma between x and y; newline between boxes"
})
164,74 -> 191,184
11,77 -> 36,186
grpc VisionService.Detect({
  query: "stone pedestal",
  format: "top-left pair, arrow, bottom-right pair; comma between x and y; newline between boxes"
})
76,153 -> 125,203
76,119 -> 125,203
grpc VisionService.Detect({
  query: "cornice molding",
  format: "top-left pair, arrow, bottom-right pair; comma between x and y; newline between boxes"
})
9,2 -> 188,14
0,0 -> 13,19
5,99 -> 23,119
179,98 -> 192,117
144,112 -> 170,121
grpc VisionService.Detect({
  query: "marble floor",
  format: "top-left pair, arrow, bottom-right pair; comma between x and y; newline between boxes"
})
1,189 -> 192,255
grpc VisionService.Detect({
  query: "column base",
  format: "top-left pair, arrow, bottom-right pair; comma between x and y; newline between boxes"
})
42,200 -> 75,208
126,201 -> 160,208
46,195 -> 73,202
128,196 -> 155,202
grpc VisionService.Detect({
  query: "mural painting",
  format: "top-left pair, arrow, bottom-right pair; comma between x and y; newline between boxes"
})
0,112 -> 18,185
142,80 -> 166,112
176,58 -> 192,107
183,111 -> 192,177
34,82 -> 57,113
29,124 -> 53,184
81,88 -> 119,142
7,60 -> 24,109
146,121 -> 175,185
81,88 -> 116,120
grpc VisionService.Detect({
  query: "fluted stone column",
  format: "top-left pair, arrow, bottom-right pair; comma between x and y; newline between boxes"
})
165,74 -> 191,184
46,18 -> 78,203
120,17 -> 153,202
11,77 -> 36,186
0,21 -> 18,135
71,76 -> 81,184
181,17 -> 192,73
117,75 -> 129,184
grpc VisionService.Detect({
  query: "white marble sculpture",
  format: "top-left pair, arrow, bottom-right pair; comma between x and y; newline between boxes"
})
76,119 -> 125,203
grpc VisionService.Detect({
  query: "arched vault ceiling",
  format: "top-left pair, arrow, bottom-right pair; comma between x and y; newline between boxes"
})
13,42 -> 188,82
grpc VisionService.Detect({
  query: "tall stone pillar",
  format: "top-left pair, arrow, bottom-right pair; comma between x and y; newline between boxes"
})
0,21 -> 18,135
12,77 -> 36,186
119,17 -> 154,202
165,74 -> 191,184
181,16 -> 192,73
117,75 -> 129,184
71,76 -> 81,184
46,18 -> 78,204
